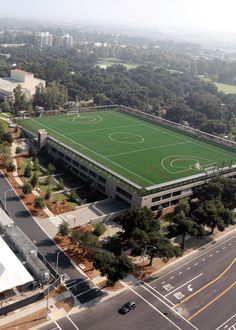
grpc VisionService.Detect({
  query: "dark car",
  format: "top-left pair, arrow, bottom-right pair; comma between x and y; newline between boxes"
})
119,301 -> 136,314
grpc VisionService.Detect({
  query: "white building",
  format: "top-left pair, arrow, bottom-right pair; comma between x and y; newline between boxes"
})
34,32 -> 53,48
0,69 -> 46,100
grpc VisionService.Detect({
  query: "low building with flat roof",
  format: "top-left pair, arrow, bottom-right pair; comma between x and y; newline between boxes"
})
0,69 -> 45,100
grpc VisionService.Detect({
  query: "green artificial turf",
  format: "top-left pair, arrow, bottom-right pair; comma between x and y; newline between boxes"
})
17,110 -> 236,187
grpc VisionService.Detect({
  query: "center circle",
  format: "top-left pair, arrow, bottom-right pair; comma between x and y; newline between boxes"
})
109,132 -> 144,144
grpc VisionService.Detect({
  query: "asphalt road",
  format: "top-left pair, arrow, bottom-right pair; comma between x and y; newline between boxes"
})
0,172 -> 104,304
39,231 -> 236,330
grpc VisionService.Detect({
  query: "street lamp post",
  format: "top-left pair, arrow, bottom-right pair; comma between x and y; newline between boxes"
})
4,189 -> 13,212
141,245 -> 157,276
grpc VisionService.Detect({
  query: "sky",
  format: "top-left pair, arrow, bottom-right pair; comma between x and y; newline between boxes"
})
1,0 -> 236,33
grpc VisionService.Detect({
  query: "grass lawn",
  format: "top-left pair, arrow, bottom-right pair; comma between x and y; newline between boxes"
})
200,76 -> 236,94
214,82 -> 236,94
0,118 -> 8,129
96,58 -> 138,70
17,110 -> 236,188
51,192 -> 79,209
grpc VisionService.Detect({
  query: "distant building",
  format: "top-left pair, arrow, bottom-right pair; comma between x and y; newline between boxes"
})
53,34 -> 73,47
0,69 -> 46,100
34,32 -> 53,48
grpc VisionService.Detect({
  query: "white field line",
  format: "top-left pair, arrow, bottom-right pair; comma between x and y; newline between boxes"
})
31,118 -> 85,149
137,284 -> 199,330
105,141 -> 190,158
113,111 -> 236,160
128,286 -> 183,330
31,118 -> 154,185
164,273 -> 203,297
215,313 -> 236,330
64,123 -> 141,135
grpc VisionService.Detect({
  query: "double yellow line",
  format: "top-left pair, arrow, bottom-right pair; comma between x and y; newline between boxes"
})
174,258 -> 236,319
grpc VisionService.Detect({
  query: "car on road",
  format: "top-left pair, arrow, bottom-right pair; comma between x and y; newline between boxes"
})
119,301 -> 136,314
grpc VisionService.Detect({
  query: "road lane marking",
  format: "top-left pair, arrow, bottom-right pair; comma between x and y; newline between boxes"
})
188,281 -> 236,321
222,247 -> 226,249
138,284 -> 199,329
216,250 -> 220,253
55,321 -> 63,330
178,272 -> 183,275
179,258 -> 236,307
216,313 -> 236,329
201,259 -> 205,262
187,267 -> 191,270
67,316 -> 80,330
194,263 -> 198,266
209,255 -> 212,257
147,234 -> 236,284
144,282 -> 174,306
170,276 -> 174,279
128,286 -> 183,330
165,273 -> 203,297
174,258 -> 236,307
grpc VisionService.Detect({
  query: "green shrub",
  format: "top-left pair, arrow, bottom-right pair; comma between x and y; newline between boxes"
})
45,188 -> 51,200
93,223 -> 106,237
59,221 -> 69,236
15,146 -> 22,154
69,191 -> 78,203
24,162 -> 32,178
22,182 -> 33,195
34,197 -> 45,209
6,162 -> 16,172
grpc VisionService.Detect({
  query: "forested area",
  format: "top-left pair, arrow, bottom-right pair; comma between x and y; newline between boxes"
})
1,38 -> 236,138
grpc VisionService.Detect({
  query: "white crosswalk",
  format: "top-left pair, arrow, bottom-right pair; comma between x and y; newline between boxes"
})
50,216 -> 63,227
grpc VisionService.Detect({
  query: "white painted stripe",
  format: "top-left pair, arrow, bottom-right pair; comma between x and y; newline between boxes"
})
147,234 -> 236,284
67,315 -> 80,330
139,284 -> 199,330
128,286 -> 182,330
216,313 -> 236,330
76,287 -> 95,297
54,321 -> 63,330
165,273 -> 203,297
144,282 -> 174,306
178,272 -> 183,275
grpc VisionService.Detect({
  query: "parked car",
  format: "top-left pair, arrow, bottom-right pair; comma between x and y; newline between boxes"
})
119,301 -> 136,314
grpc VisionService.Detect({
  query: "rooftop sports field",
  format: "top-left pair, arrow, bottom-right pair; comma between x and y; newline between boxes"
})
18,110 -> 236,188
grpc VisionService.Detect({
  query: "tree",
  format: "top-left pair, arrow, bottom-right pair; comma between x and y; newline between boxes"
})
119,207 -> 160,240
58,221 -> 69,236
34,197 -> 45,209
45,188 -> 51,200
33,158 -> 40,172
147,232 -> 182,266
12,85 -> 28,115
170,210 -> 205,249
22,182 -> 33,195
24,162 -> 32,178
30,172 -> 38,188
93,252 -> 134,286
69,191 -> 78,203
192,200 -> 234,234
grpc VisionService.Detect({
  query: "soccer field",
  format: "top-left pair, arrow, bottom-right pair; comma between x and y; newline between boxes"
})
18,110 -> 236,187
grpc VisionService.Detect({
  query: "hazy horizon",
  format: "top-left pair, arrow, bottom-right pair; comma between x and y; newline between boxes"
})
1,0 -> 236,34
